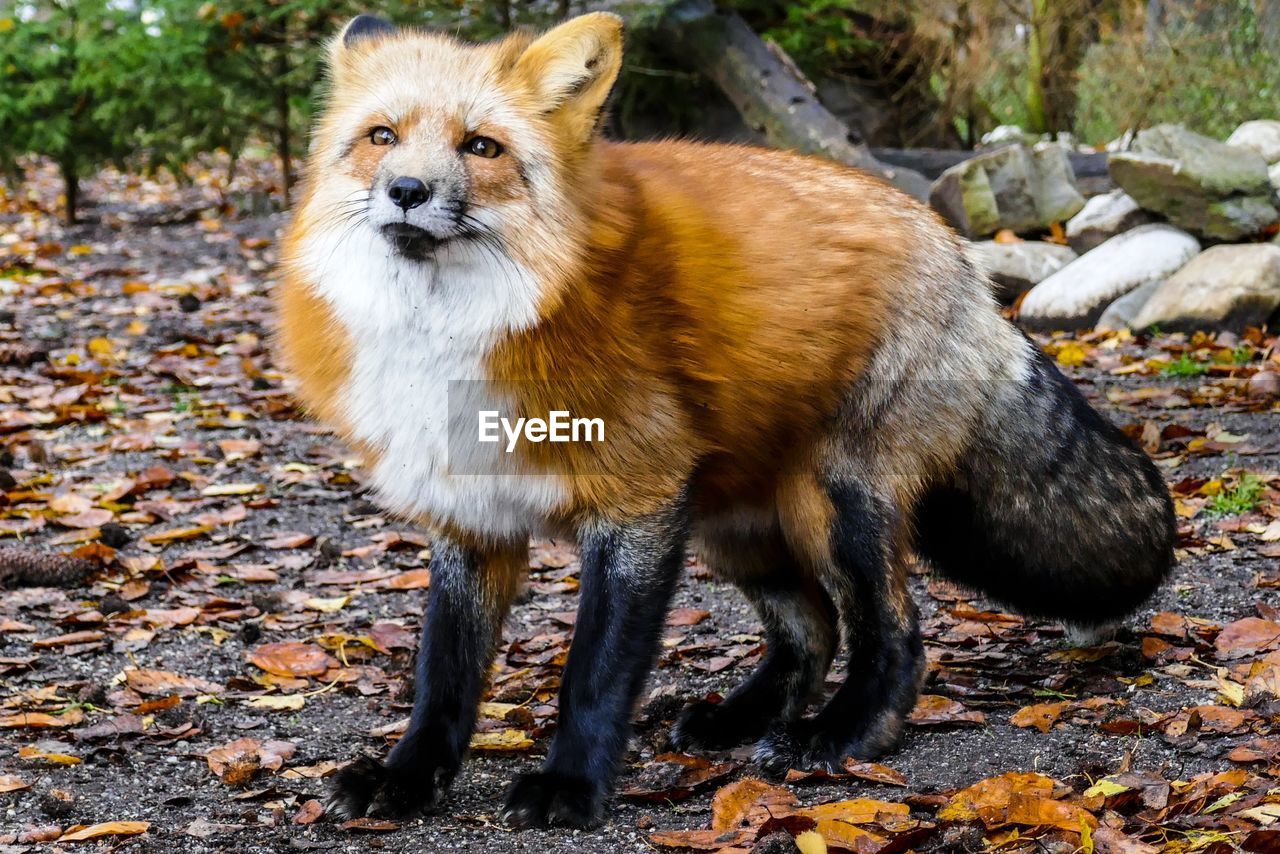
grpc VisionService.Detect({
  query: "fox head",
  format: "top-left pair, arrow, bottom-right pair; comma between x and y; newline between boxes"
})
299,13 -> 622,275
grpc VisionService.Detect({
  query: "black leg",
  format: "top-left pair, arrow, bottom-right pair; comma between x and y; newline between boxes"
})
328,538 -> 522,819
755,481 -> 924,774
501,498 -> 689,828
672,533 -> 837,751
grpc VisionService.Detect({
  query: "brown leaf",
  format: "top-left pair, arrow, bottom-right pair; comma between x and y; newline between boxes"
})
0,773 -> 30,792
248,642 -> 338,677
1215,617 -> 1280,659
648,828 -> 754,850
0,710 -> 84,728
997,792 -> 1096,833
667,608 -> 711,627
293,799 -> 325,825
938,772 -> 1057,822
384,568 -> 431,590
1010,701 -> 1069,733
125,668 -> 220,697
621,753 -> 738,802
338,818 -> 401,832
908,695 -> 986,727
711,778 -> 798,832
205,737 -> 296,786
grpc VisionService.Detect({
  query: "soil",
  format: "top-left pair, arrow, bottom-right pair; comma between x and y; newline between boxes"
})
1,183 -> 1278,853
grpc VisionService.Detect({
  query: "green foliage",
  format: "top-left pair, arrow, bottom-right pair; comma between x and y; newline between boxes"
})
1206,473 -> 1266,517
0,1 -> 159,221
0,0 -> 546,218
1161,353 -> 1209,377
1075,1 -> 1279,144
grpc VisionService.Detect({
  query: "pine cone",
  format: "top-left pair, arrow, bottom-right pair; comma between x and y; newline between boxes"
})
0,548 -> 94,588
0,344 -> 47,367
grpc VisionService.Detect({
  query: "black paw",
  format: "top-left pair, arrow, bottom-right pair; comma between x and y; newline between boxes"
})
325,754 -> 449,821
753,716 -> 903,778
499,771 -> 603,829
753,720 -> 837,778
670,697 -> 770,751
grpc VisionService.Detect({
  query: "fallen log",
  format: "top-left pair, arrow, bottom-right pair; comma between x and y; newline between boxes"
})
872,147 -> 1110,181
655,0 -> 932,200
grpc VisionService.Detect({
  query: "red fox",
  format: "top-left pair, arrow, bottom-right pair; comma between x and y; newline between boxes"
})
276,12 -> 1175,829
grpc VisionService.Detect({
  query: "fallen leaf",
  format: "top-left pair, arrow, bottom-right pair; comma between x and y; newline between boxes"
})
58,821 -> 149,841
248,642 -> 338,677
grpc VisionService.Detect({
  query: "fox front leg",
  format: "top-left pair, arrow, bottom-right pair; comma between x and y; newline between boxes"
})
501,498 -> 690,829
327,538 -> 523,820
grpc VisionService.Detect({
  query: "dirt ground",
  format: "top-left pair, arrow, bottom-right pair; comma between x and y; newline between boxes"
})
2,170 -> 1280,852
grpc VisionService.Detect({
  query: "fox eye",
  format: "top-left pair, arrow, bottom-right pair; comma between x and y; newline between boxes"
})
465,136 -> 503,159
370,126 -> 397,146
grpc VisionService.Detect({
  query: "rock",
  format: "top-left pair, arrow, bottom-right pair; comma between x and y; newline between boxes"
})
1095,278 -> 1163,332
1133,243 -> 1280,332
930,143 -> 1086,239
1018,224 -> 1200,329
1064,189 -> 1153,252
965,240 -> 1078,301
1249,371 -> 1280,400
1226,120 -> 1280,164
1109,124 -> 1278,240
1270,161 -> 1280,193
981,124 -> 1040,148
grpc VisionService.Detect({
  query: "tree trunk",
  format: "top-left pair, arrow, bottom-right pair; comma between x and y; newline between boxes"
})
60,158 -> 79,225
273,40 -> 294,208
656,0 -> 931,200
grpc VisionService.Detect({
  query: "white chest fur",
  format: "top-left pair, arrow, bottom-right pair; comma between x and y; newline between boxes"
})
299,228 -> 567,539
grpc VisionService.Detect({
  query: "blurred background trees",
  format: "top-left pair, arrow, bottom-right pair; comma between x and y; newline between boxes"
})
0,0 -> 1274,222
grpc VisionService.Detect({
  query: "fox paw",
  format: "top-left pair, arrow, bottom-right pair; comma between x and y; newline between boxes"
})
500,771 -> 603,829
670,697 -> 770,751
325,754 -> 447,821
753,718 -> 902,778
753,720 -> 840,778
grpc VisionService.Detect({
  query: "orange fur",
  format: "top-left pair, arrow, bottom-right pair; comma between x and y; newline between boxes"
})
276,14 -> 958,541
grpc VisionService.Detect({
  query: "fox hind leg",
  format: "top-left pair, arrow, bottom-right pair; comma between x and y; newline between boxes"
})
672,529 -> 838,751
755,478 -> 925,775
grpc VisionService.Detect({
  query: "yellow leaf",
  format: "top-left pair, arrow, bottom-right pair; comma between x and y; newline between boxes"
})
469,729 -> 533,751
18,745 -> 81,765
247,694 -> 305,712
0,18 -> 14,32
479,701 -> 521,720
201,482 -> 263,497
68,244 -> 93,256
1056,343 -> 1087,367
1083,777 -> 1130,799
59,821 -> 149,841
303,596 -> 349,613
795,830 -> 828,854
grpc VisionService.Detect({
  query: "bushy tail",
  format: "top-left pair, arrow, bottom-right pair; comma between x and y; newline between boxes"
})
911,346 -> 1175,627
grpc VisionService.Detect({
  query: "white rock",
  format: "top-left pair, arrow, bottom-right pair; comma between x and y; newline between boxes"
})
1270,161 -> 1280,193
981,124 -> 1037,147
965,241 -> 1077,301
1227,120 -> 1280,164
1019,224 -> 1200,329
1133,243 -> 1280,332
1095,278 -> 1163,332
1064,190 -> 1153,252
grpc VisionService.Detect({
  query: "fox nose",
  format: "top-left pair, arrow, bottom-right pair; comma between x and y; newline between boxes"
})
387,176 -> 430,212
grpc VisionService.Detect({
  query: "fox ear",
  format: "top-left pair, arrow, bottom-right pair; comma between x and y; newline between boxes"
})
514,13 -> 623,132
327,15 -> 395,79
340,15 -> 396,47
